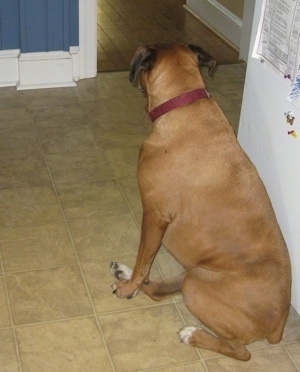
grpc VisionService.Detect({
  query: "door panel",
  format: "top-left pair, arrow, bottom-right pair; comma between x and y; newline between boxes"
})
0,0 -> 79,52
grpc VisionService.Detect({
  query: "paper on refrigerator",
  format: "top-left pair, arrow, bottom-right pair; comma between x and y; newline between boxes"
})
252,0 -> 300,106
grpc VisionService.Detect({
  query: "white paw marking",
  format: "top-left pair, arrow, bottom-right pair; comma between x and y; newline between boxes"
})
178,327 -> 200,345
110,262 -> 133,280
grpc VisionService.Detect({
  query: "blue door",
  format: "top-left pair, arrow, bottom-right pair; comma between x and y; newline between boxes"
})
0,0 -> 79,52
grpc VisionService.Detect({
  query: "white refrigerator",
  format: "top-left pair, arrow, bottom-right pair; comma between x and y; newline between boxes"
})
239,0 -> 300,314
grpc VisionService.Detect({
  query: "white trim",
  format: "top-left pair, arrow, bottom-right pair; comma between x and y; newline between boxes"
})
206,0 -> 242,28
70,46 -> 80,82
239,0 -> 256,62
79,0 -> 97,79
17,51 -> 77,90
185,0 -> 242,49
0,49 -> 20,87
0,0 -> 97,89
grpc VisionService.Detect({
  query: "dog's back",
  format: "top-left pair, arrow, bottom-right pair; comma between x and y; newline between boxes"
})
112,44 -> 291,361
137,44 -> 291,342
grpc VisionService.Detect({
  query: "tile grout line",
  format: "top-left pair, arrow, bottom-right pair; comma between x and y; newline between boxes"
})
79,86 -> 208,368
80,100 -> 143,225
79,91 -> 200,371
78,93 -> 147,255
281,343 -> 300,371
23,92 -> 117,372
0,268 -> 24,371
0,95 -> 28,372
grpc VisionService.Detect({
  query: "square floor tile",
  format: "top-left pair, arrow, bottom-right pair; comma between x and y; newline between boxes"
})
37,127 -> 99,154
0,328 -> 19,371
16,317 -> 113,371
32,104 -> 88,129
285,343 -> 300,370
6,266 -> 93,325
155,251 -> 185,279
24,88 -> 78,109
129,98 -> 151,124
93,126 -> 148,149
91,114 -> 142,133
99,304 -> 199,371
57,180 -> 129,219
0,156 -> 51,190
82,259 -> 165,313
0,87 -> 26,108
0,187 -> 62,227
82,99 -> 139,126
75,76 -> 124,102
46,150 -> 113,184
283,306 -> 300,343
0,107 -> 34,132
0,130 -> 42,159
0,222 -> 77,272
68,214 -> 140,261
104,147 -> 139,178
118,177 -> 142,214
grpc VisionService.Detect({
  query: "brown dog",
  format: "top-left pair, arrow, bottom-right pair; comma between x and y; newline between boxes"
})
111,44 -> 291,361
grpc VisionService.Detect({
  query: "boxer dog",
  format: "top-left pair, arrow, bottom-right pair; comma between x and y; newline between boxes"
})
110,44 -> 291,361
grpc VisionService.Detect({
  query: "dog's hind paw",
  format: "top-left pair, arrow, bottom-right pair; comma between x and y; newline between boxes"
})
178,327 -> 200,346
110,261 -> 133,280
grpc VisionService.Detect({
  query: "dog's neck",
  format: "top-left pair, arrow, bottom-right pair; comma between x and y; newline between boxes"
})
148,88 -> 209,122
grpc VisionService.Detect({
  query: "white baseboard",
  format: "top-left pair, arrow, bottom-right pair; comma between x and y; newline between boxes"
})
17,51 -> 77,90
0,48 -> 79,90
185,0 -> 242,49
0,50 -> 20,87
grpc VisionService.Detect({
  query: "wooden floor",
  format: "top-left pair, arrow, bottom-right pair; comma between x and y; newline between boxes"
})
97,0 -> 240,72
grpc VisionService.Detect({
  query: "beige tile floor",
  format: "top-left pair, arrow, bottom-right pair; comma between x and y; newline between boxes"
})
0,64 -> 299,371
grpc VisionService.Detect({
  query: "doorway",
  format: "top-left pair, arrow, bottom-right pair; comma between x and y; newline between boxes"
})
97,0 -> 240,72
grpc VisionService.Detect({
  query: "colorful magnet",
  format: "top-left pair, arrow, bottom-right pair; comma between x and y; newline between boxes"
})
288,130 -> 298,137
284,111 -> 295,125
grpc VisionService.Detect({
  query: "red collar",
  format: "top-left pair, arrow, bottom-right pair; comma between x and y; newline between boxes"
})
149,88 -> 209,122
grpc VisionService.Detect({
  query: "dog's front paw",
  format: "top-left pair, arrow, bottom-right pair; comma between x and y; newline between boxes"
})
110,261 -> 133,280
178,327 -> 200,346
110,261 -> 139,299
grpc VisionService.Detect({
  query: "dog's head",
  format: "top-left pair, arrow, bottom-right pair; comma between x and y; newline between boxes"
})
129,44 -> 216,95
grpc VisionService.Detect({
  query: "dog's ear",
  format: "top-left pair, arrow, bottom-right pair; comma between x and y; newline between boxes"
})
187,44 -> 217,76
129,46 -> 156,86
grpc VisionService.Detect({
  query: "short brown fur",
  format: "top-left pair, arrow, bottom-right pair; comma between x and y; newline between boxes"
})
112,44 -> 291,361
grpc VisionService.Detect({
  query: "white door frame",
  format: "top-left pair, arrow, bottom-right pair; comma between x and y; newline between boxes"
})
79,0 -> 97,79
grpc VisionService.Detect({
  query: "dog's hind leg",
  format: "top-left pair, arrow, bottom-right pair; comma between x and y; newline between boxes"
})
178,327 -> 251,361
141,272 -> 186,301
266,308 -> 289,344
180,267 -> 252,360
